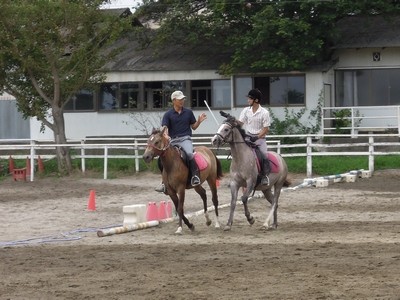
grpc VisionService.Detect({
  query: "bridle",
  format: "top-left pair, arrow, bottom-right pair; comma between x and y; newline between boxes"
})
214,122 -> 233,145
146,133 -> 171,156
215,121 -> 246,145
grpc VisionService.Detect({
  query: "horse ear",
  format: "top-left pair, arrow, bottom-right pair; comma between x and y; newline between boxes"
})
160,125 -> 169,137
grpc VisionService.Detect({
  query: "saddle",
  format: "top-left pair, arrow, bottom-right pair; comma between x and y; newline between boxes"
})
245,139 -> 279,173
173,146 -> 208,185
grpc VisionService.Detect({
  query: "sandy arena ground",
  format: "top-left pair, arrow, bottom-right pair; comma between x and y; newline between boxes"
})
0,169 -> 399,299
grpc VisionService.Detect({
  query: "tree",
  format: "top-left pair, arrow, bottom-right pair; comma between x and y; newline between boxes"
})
135,0 -> 400,74
0,0 -> 132,174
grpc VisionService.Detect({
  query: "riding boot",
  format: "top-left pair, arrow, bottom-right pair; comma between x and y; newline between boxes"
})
261,155 -> 271,186
189,158 -> 201,186
155,183 -> 166,193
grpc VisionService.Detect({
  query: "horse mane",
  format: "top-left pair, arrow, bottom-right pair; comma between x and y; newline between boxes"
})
224,116 -> 247,140
237,125 -> 247,140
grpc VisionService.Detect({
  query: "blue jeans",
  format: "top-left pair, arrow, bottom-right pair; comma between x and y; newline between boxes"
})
170,135 -> 194,159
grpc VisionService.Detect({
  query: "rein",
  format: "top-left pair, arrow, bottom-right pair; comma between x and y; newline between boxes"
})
218,122 -> 247,145
147,135 -> 171,155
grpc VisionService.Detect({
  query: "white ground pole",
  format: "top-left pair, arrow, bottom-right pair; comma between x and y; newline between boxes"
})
240,169 -> 366,199
97,169 -> 367,237
97,220 -> 160,237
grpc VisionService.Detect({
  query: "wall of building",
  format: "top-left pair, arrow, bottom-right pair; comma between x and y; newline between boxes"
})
29,70 -> 325,140
334,48 -> 400,69
0,99 -> 30,139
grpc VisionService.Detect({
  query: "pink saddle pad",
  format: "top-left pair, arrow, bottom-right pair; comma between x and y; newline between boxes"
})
266,152 -> 280,173
194,152 -> 208,171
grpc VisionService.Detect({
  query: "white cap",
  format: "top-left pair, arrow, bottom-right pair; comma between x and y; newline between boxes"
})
171,90 -> 186,101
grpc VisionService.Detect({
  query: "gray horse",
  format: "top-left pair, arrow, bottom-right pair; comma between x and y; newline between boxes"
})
211,111 -> 291,231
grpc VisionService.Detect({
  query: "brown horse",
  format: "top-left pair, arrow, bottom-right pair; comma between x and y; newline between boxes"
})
142,126 -> 223,234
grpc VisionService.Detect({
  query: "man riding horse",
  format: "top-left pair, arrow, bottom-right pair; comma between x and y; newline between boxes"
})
155,90 -> 207,193
238,89 -> 271,186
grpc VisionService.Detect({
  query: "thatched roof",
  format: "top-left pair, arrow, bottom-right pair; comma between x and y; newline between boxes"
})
333,15 -> 400,49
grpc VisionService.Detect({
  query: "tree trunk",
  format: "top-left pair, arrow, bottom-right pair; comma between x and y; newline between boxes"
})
52,106 -> 72,174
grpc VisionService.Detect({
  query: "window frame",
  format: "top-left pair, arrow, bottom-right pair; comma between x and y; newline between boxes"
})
234,75 -> 305,107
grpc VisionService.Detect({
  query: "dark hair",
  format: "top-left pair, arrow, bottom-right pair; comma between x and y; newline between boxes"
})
247,89 -> 262,102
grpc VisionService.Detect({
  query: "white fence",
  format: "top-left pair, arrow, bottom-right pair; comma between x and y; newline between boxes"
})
322,105 -> 400,136
1,134 -> 399,181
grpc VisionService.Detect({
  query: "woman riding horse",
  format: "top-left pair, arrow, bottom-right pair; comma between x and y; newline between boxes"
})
211,111 -> 291,231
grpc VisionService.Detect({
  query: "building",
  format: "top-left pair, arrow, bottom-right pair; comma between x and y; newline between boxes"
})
3,14 -> 400,140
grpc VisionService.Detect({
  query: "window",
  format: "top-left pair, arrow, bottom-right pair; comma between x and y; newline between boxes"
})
144,81 -> 163,110
191,80 -> 211,108
235,75 -> 305,106
144,81 -> 185,110
100,83 -> 118,110
65,89 -> 95,111
212,80 -> 231,108
99,83 -> 139,111
120,83 -> 139,109
336,69 -> 400,106
270,76 -> 305,105
191,80 -> 231,109
235,77 -> 252,106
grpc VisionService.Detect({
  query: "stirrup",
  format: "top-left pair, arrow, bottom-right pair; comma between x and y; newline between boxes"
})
155,183 -> 166,193
261,175 -> 270,186
191,175 -> 200,186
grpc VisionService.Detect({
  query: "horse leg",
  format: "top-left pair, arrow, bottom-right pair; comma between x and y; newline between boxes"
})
168,193 -> 183,234
262,189 -> 274,205
175,189 -> 194,234
263,186 -> 282,230
241,191 -> 255,226
194,185 -> 213,227
206,178 -> 220,229
224,182 -> 241,231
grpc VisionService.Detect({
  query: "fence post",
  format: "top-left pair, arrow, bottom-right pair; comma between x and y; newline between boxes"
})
397,106 -> 400,136
81,139 -> 86,173
277,140 -> 281,155
368,136 -> 374,173
306,136 -> 312,177
350,107 -> 355,137
104,145 -> 108,180
30,140 -> 35,182
134,138 -> 139,173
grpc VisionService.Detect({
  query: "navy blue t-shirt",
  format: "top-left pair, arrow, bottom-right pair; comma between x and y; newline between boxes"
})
161,107 -> 196,138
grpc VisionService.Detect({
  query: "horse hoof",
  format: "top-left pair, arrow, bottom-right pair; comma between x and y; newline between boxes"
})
248,217 -> 255,225
190,224 -> 195,232
175,227 -> 183,235
206,220 -> 212,226
262,224 -> 276,231
215,222 -> 221,229
223,225 -> 231,231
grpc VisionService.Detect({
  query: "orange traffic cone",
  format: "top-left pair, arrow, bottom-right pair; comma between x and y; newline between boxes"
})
166,200 -> 173,218
38,156 -> 44,173
8,156 -> 14,173
158,201 -> 168,220
146,202 -> 158,221
87,190 -> 96,211
25,157 -> 31,176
